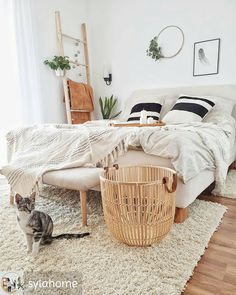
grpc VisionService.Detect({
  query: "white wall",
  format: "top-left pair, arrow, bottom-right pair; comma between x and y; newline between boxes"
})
31,0 -> 89,123
88,0 -> 236,118
30,0 -> 236,122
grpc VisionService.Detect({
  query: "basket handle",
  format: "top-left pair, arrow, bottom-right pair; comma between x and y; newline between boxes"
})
103,167 -> 109,173
103,164 -> 119,173
162,174 -> 177,193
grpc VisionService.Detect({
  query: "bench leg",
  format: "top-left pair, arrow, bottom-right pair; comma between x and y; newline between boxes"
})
10,187 -> 14,206
174,207 -> 188,223
80,191 -> 87,226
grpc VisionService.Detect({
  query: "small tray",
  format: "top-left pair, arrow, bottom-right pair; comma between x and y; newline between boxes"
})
110,121 -> 166,127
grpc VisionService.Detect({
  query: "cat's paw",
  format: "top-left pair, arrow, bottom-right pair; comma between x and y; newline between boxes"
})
27,249 -> 32,254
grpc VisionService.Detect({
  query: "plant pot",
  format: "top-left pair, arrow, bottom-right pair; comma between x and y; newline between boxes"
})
55,69 -> 65,77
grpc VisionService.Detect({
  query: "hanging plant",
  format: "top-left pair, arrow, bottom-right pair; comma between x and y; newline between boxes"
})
147,26 -> 185,61
146,37 -> 163,61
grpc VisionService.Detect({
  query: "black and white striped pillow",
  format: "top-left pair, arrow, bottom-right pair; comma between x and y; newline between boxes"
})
127,102 -> 162,122
163,95 -> 215,123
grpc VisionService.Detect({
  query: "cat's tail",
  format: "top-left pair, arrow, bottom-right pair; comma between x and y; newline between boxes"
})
52,232 -> 90,240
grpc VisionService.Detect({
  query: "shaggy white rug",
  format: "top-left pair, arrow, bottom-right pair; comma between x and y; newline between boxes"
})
219,169 -> 236,199
0,185 -> 227,295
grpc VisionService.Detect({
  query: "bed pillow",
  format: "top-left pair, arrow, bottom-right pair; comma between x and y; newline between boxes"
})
127,101 -> 163,122
163,95 -> 215,124
204,95 -> 236,116
160,95 -> 178,119
160,95 -> 236,119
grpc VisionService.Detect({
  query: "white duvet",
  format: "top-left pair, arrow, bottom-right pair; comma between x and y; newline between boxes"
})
134,119 -> 235,194
1,112 -> 235,196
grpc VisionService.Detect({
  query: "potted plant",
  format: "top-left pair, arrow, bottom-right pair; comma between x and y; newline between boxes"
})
44,55 -> 71,76
99,95 -> 122,119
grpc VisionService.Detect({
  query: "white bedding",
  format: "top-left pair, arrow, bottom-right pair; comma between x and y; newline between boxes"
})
135,117 -> 235,193
1,112 -> 235,197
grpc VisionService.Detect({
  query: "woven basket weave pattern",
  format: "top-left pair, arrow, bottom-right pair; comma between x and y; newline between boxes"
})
100,166 -> 177,246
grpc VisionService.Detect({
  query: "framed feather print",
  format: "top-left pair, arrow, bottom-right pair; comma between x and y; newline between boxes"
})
193,38 -> 220,76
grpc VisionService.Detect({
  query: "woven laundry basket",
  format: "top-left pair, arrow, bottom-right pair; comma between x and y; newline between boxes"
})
100,165 -> 177,246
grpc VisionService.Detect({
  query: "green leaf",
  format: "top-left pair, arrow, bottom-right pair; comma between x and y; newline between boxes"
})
99,97 -> 105,119
99,95 -> 121,119
111,97 -> 117,109
43,55 -> 71,71
110,110 -> 122,119
146,37 -> 163,61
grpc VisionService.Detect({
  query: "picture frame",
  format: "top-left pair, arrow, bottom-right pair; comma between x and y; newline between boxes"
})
193,38 -> 220,77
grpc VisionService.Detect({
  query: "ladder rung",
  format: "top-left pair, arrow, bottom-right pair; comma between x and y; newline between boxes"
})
69,60 -> 88,68
71,109 -> 90,113
62,33 -> 86,45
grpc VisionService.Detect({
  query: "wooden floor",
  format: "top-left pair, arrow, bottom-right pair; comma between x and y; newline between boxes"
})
183,194 -> 236,295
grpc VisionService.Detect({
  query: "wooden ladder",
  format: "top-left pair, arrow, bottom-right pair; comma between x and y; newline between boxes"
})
55,11 -> 91,124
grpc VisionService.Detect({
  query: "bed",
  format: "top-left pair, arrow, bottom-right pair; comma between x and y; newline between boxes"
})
41,84 -> 236,224
118,84 -> 236,211
2,84 -> 236,225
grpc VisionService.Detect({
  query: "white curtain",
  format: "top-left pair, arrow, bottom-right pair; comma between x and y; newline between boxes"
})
0,0 -> 42,165
13,0 -> 43,124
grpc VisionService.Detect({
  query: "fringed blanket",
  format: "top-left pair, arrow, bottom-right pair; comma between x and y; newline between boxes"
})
2,123 -> 134,195
1,114 -> 235,196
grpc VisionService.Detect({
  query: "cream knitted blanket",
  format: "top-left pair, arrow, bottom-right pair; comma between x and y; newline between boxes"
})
2,123 -> 134,195
1,115 -> 235,196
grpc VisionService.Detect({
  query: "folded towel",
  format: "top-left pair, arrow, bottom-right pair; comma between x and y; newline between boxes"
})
68,79 -> 94,111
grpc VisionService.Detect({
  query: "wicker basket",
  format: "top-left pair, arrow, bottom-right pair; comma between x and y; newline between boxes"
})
100,165 -> 177,246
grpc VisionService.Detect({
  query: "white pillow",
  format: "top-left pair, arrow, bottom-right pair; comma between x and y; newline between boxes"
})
163,95 -> 215,124
204,95 -> 236,119
160,95 -> 178,119
203,110 -> 224,123
127,101 -> 163,122
161,94 -> 236,119
122,93 -> 166,121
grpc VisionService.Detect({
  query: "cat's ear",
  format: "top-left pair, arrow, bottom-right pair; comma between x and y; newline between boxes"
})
30,192 -> 36,203
15,194 -> 22,203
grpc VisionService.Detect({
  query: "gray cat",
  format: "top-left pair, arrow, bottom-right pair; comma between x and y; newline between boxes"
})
15,192 -> 90,256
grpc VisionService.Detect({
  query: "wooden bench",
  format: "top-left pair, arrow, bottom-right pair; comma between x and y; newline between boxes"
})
8,166 -> 188,225
9,167 -> 102,227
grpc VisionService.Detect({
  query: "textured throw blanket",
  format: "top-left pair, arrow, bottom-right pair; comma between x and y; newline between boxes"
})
1,114 -> 235,196
2,122 -> 135,195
